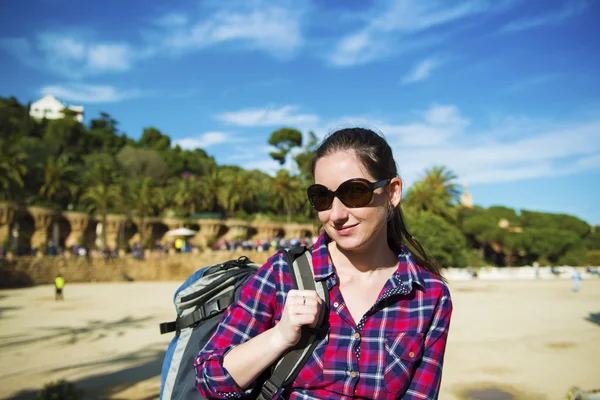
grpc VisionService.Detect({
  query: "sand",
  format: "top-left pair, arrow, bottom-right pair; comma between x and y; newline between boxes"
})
0,278 -> 599,399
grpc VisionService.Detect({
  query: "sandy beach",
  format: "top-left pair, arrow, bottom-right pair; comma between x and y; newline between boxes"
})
1,278 -> 599,400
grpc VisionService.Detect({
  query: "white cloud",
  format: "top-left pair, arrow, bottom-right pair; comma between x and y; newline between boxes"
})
216,105 -> 319,127
175,132 -> 231,149
161,6 -> 304,57
401,57 -> 446,84
2,33 -> 136,77
302,104 -> 600,186
154,13 -> 189,27
40,84 -> 146,103
500,0 -> 588,33
328,0 -> 498,67
87,44 -> 132,71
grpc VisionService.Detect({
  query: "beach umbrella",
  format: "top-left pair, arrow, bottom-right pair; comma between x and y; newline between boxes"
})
165,227 -> 198,237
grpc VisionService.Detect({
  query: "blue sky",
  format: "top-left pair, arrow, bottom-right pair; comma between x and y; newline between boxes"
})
1,0 -> 599,225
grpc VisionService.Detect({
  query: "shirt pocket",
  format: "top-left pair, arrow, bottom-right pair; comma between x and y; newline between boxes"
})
383,333 -> 424,394
294,333 -> 329,389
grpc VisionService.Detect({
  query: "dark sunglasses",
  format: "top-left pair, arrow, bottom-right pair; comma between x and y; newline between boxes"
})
307,178 -> 392,211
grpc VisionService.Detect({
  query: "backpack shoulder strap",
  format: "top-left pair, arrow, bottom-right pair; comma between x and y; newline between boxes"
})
257,246 -> 329,400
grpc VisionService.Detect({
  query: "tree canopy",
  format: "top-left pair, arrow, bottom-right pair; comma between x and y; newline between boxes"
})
0,95 -> 595,265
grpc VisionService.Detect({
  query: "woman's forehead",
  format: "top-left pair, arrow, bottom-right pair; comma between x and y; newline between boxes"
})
314,150 -> 373,184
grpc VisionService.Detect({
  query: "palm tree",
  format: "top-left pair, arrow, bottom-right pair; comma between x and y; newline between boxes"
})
270,170 -> 304,222
170,176 -> 206,217
81,183 -> 122,250
222,171 -> 258,217
201,167 -> 226,213
39,154 -> 77,205
404,166 -> 461,221
126,177 -> 165,247
0,137 -> 28,200
423,166 -> 461,203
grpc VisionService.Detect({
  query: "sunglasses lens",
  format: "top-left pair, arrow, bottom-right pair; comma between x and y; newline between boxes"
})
307,185 -> 333,211
338,181 -> 373,207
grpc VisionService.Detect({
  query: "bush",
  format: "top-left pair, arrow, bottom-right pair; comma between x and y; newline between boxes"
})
586,250 -> 600,266
35,379 -> 82,400
466,249 -> 486,268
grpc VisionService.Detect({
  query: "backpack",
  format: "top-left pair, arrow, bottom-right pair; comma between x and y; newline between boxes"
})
159,247 -> 329,400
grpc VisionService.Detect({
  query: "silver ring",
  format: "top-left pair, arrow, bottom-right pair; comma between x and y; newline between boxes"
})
303,296 -> 306,305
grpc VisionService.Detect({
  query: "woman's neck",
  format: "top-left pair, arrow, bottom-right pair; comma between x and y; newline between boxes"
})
328,239 -> 398,277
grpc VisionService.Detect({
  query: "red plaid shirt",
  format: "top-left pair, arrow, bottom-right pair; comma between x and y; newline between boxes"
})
194,232 -> 452,399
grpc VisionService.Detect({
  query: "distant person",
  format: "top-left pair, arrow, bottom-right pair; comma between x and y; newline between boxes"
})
533,261 -> 540,279
571,268 -> 582,292
54,273 -> 65,300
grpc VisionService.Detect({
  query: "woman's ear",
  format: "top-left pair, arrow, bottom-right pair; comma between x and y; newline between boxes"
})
389,177 -> 402,208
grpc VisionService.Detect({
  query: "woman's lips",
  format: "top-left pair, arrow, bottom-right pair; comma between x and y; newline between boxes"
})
334,223 -> 357,235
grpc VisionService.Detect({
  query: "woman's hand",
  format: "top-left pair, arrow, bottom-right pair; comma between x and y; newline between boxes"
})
272,290 -> 323,349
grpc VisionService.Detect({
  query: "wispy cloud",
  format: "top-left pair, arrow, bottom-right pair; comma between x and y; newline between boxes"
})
503,73 -> 561,93
401,56 -> 447,84
1,33 -> 135,78
40,84 -> 147,103
500,0 -> 588,33
307,104 -> 600,186
175,132 -> 232,149
216,105 -> 319,127
158,4 -> 304,58
328,0 -> 501,67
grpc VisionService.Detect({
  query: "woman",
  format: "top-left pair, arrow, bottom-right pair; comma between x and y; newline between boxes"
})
194,128 -> 453,399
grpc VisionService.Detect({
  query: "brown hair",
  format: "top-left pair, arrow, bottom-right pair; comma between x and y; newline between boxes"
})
310,127 -> 442,277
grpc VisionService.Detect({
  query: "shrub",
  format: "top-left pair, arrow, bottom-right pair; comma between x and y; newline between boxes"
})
35,379 -> 82,400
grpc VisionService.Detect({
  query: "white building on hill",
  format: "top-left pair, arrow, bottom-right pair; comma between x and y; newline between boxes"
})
29,94 -> 84,122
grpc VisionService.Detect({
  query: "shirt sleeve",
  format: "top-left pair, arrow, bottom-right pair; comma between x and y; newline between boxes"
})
194,254 -> 283,399
403,286 -> 453,400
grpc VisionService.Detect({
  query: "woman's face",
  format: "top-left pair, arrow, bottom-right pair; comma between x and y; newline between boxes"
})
313,149 -> 401,253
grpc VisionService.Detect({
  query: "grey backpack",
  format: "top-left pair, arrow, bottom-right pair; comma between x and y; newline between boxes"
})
159,247 -> 329,399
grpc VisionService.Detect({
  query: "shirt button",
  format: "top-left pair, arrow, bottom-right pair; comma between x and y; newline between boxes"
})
354,332 -> 360,339
333,302 -> 339,307
349,371 -> 358,378
409,351 -> 415,358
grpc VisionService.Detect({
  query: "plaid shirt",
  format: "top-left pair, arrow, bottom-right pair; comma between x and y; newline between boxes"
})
195,232 -> 452,399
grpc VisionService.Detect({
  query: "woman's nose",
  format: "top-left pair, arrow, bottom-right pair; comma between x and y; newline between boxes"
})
328,196 -> 349,221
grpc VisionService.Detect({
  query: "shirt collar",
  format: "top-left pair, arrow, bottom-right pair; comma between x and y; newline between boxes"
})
395,246 -> 426,291
310,231 -> 426,291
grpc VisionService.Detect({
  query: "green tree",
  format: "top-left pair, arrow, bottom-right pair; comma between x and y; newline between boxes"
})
403,166 -> 461,221
294,131 -> 318,181
0,137 -> 29,200
116,146 -> 170,182
43,117 -> 88,157
88,112 -> 131,154
125,177 -> 165,247
405,210 -> 468,268
201,167 -> 226,213
270,169 -> 304,222
518,228 -> 581,264
39,154 -> 78,206
81,183 -> 122,250
221,169 -> 258,217
138,127 -> 171,152
169,176 -> 206,217
268,127 -> 303,166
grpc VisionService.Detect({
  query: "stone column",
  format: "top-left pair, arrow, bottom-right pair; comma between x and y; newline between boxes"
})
225,219 -> 252,240
283,223 -> 318,239
0,202 -> 15,246
254,222 -> 283,240
197,219 -> 225,247
130,216 -> 156,247
104,214 -> 127,250
28,206 -> 56,249
63,211 -> 89,248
